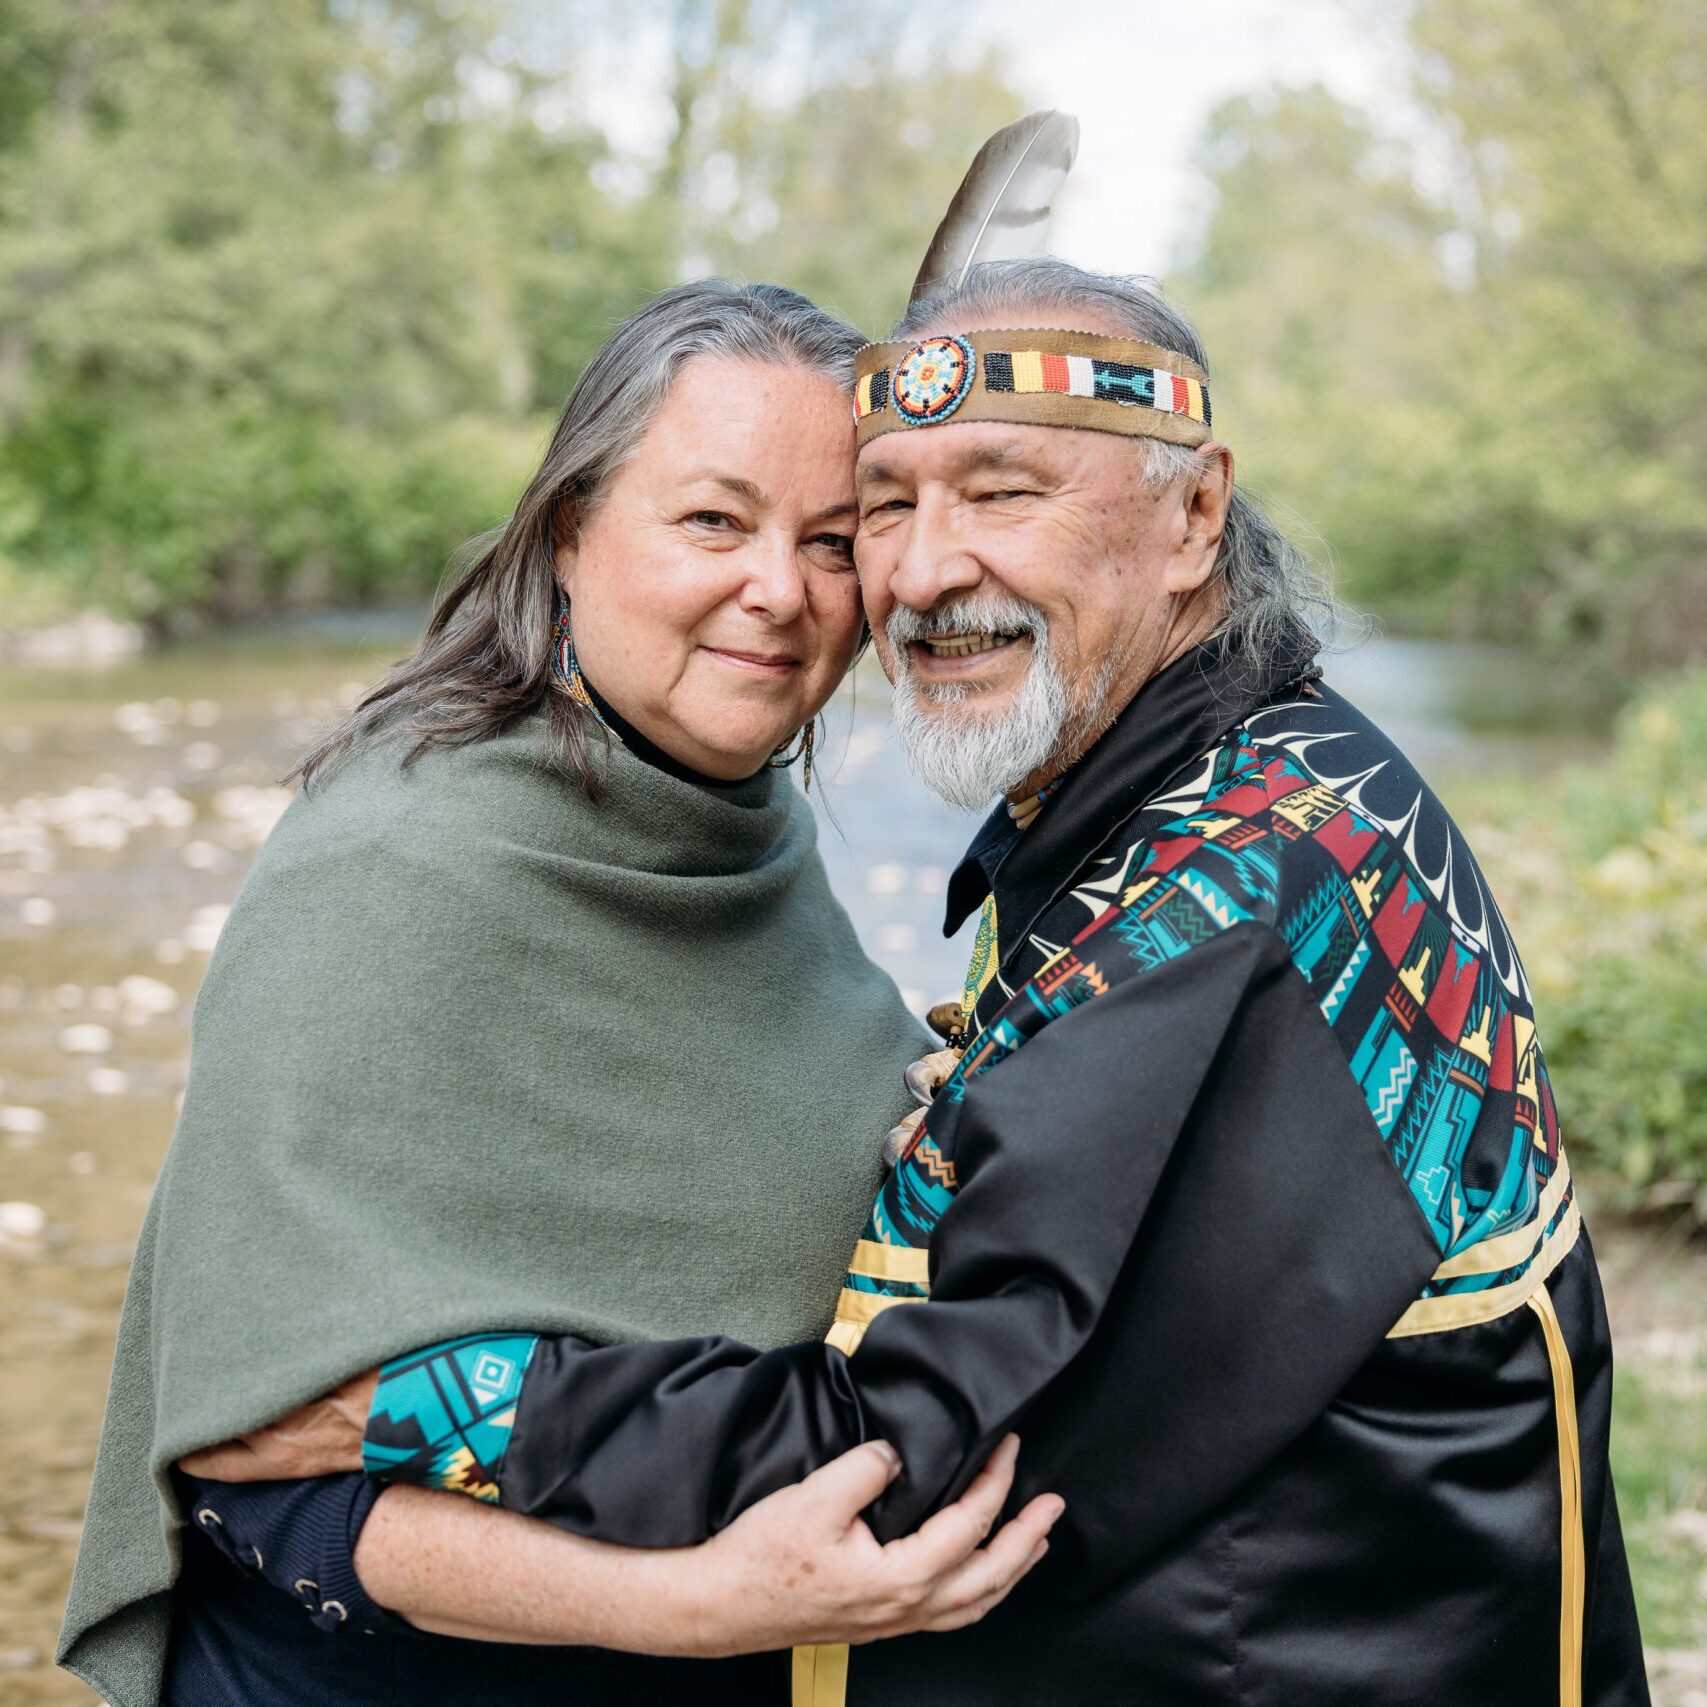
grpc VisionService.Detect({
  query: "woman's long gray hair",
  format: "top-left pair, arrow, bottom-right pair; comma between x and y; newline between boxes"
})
898,258 -> 1343,668
293,280 -> 865,791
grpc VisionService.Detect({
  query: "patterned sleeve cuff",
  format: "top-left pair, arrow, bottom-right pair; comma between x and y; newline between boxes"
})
362,1333 -> 539,1503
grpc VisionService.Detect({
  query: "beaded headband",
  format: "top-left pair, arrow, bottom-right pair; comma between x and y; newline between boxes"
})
853,328 -> 1211,451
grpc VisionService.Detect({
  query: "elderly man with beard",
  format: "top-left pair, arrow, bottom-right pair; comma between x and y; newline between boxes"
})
190,260 -> 1649,1707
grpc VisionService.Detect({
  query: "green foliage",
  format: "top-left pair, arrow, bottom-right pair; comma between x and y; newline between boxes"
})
0,0 -> 616,621
1181,0 -> 1707,669
1610,1356 -> 1707,1659
648,2 -> 1023,333
1545,674 -> 1707,1219
5,394 -> 535,619
618,0 -> 1025,333
1460,671 -> 1707,1220
690,65 -> 1026,335
0,0 -> 1021,625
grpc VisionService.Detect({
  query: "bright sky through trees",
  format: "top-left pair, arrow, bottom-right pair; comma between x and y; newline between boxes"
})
982,0 -> 1407,273
567,0 -> 1406,275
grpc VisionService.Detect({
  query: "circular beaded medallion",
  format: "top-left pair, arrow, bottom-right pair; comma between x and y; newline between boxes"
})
890,334 -> 975,425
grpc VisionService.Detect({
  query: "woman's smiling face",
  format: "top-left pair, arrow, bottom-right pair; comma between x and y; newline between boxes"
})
554,354 -> 863,780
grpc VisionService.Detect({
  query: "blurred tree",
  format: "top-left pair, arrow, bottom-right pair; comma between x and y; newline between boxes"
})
0,0 -> 1024,626
1182,0 -> 1707,670
1410,0 -> 1707,665
1181,88 -> 1463,622
0,0 -> 574,621
633,0 -> 1023,332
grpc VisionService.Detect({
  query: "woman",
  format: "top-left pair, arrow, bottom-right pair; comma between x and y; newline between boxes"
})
57,281 -> 1058,1706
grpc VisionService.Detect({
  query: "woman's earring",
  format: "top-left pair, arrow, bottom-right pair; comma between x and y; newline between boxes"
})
771,716 -> 819,791
553,604 -> 603,725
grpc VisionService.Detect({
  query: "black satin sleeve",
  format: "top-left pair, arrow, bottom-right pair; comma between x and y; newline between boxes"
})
476,925 -> 1441,1559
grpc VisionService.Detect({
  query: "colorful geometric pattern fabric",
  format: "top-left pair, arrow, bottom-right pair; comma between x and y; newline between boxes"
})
953,780 -> 1067,1034
853,349 -> 1212,431
984,350 -> 1210,426
838,685 -> 1566,1333
959,892 -> 1001,1024
363,1332 -> 539,1503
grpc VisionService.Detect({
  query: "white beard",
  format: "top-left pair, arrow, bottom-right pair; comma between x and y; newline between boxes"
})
887,592 -> 1095,810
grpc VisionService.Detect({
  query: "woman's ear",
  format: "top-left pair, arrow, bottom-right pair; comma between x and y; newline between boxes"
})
552,541 -> 577,600
551,505 -> 579,599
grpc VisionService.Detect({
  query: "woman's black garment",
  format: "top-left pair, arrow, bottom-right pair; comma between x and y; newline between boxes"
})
575,670 -> 763,790
165,1483 -> 783,1706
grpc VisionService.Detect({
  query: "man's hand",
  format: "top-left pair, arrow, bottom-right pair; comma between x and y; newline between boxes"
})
178,1369 -> 377,1480
678,1433 -> 1064,1654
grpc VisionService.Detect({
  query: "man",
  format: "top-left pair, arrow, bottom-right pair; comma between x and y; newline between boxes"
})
191,259 -> 1649,1706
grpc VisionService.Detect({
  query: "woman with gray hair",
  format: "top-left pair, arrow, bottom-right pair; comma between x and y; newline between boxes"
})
57,279 -> 1060,1707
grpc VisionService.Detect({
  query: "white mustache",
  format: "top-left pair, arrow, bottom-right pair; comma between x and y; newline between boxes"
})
886,592 -> 1047,653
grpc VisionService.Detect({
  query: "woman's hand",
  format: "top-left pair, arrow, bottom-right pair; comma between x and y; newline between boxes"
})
178,1370 -> 375,1480
673,1433 -> 1063,1653
356,1433 -> 1061,1653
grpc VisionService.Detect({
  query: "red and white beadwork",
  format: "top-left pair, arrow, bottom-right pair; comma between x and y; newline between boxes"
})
985,350 -> 1209,424
890,334 -> 975,425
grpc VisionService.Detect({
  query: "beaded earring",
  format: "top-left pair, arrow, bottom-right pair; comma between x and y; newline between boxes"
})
770,717 -> 819,792
552,603 -> 605,726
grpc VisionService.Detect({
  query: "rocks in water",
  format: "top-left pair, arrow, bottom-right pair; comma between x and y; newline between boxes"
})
57,1024 -> 113,1056
0,1201 -> 48,1245
185,903 -> 231,954
212,784 -> 292,845
116,975 -> 177,1022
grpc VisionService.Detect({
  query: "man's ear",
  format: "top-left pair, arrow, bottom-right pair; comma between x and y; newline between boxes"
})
1163,443 -> 1234,594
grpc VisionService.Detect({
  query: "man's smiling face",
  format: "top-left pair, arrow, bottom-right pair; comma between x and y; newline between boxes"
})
854,312 -> 1232,805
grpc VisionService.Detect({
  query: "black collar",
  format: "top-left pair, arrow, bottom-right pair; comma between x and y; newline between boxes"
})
943,633 -> 1320,954
579,672 -> 764,793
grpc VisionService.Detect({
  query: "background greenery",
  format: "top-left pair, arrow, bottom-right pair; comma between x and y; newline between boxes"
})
6,0 -> 1701,664
0,0 -> 1019,627
1187,0 -> 1706,672
1449,668 -> 1707,1224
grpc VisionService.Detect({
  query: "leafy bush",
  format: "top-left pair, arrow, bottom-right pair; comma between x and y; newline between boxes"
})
1184,0 -> 1707,672
2,399 -> 537,625
1467,672 -> 1707,1222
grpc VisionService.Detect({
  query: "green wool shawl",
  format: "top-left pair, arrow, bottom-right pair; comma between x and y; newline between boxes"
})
59,711 -> 926,1706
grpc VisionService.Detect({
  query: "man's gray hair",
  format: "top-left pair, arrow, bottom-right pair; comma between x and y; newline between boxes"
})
294,280 -> 864,790
898,258 -> 1340,664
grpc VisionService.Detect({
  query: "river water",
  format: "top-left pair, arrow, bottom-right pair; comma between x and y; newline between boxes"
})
0,621 -> 1604,1696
